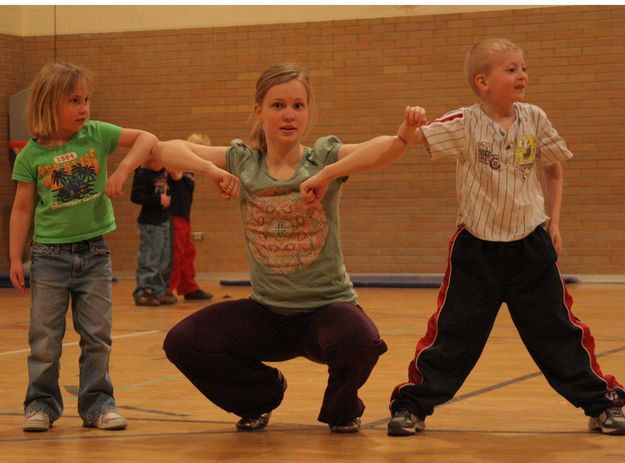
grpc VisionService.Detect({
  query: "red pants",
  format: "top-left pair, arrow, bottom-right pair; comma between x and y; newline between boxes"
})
168,216 -> 200,296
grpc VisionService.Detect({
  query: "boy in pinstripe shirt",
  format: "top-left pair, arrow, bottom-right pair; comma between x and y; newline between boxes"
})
387,38 -> 625,436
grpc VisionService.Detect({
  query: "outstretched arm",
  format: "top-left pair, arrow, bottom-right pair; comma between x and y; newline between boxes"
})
300,106 -> 426,204
106,128 -> 159,198
155,140 -> 240,199
545,161 -> 564,254
337,106 -> 427,166
9,182 -> 35,292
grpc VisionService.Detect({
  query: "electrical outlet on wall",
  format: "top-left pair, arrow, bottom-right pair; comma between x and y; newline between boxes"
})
191,231 -> 204,241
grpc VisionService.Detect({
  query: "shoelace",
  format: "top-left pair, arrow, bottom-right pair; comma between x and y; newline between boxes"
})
609,407 -> 625,421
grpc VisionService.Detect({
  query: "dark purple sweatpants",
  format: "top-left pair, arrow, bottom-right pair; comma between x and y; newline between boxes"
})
163,298 -> 387,424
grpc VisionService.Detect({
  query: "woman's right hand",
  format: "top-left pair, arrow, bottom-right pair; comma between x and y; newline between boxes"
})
207,162 -> 241,199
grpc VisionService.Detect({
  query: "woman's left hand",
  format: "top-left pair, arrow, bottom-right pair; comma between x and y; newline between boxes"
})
300,173 -> 330,206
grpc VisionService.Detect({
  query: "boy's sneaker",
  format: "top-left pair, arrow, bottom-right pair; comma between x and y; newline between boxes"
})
184,289 -> 213,301
23,411 -> 51,432
387,410 -> 425,436
158,291 -> 178,305
86,410 -> 128,430
135,288 -> 160,307
588,407 -> 625,435
329,417 -> 361,433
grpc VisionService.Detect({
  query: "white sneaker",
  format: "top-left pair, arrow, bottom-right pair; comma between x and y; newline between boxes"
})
87,410 -> 128,430
387,410 -> 426,436
588,407 -> 625,435
23,411 -> 51,432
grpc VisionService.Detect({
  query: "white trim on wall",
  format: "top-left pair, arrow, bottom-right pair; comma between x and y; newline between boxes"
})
1,5 -> 542,37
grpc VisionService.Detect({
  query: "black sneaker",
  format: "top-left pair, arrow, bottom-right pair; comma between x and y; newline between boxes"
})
387,410 -> 425,436
236,412 -> 271,431
589,407 -> 625,435
184,289 -> 213,300
329,417 -> 361,433
235,371 -> 287,432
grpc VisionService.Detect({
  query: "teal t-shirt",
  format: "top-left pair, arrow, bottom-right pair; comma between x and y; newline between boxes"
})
11,120 -> 122,243
226,136 -> 357,315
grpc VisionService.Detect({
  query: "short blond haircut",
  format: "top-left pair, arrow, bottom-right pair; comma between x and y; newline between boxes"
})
27,62 -> 93,138
187,133 -> 212,146
465,38 -> 523,96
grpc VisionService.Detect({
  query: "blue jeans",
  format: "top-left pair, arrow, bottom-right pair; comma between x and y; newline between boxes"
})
25,237 -> 117,425
134,222 -> 170,299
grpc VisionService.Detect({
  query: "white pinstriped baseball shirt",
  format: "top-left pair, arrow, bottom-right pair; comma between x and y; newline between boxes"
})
421,102 -> 574,242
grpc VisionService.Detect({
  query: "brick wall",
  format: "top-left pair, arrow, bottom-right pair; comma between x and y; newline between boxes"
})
2,5 -> 624,275
0,33 -> 25,269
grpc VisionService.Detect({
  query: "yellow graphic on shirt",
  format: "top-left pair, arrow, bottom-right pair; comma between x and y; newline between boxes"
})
243,187 -> 328,275
515,136 -> 536,165
38,149 -> 101,204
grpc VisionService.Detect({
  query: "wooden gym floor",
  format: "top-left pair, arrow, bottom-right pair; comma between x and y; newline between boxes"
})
1,279 -> 624,462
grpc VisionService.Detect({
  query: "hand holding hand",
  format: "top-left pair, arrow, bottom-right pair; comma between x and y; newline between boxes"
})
398,105 -> 427,146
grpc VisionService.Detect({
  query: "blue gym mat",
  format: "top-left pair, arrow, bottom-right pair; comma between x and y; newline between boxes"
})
0,273 -> 578,290
220,274 -> 579,288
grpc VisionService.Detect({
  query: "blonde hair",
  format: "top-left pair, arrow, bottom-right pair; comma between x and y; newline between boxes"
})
465,38 -> 523,96
27,62 -> 93,138
249,62 -> 313,153
187,133 -> 212,146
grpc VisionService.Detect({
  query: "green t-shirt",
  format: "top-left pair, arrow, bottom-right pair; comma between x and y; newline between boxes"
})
226,136 -> 357,315
12,120 -> 122,243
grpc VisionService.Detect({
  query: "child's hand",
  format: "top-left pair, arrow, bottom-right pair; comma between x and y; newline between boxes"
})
300,173 -> 330,206
548,223 -> 562,255
9,261 -> 26,293
160,193 -> 171,208
105,165 -> 132,198
398,106 -> 427,145
207,163 -> 240,199
405,105 -> 427,127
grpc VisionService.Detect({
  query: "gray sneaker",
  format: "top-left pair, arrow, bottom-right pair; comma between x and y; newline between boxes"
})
86,410 -> 128,430
589,407 -> 625,435
387,410 -> 425,436
23,411 -> 51,432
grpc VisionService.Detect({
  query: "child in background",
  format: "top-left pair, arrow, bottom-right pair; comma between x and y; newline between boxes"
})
166,133 -> 214,301
387,38 -> 625,436
10,61 -> 158,432
131,157 -> 177,306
